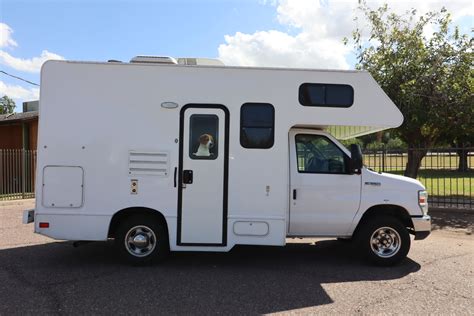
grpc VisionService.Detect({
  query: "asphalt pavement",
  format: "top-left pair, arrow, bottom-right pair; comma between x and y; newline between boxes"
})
0,200 -> 472,315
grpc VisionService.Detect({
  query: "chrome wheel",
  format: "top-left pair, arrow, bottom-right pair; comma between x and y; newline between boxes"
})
370,227 -> 401,258
124,225 -> 157,257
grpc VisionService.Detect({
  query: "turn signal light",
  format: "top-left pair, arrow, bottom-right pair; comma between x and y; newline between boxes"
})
39,222 -> 50,228
418,191 -> 428,215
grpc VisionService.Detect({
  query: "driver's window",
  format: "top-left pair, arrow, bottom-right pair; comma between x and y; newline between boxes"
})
296,134 -> 347,174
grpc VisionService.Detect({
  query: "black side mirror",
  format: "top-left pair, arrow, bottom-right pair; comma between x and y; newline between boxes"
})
349,144 -> 363,173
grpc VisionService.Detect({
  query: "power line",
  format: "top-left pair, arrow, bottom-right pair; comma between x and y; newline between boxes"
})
0,70 -> 40,86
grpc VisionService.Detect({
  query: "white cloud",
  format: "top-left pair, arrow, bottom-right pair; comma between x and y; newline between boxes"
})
0,50 -> 64,73
0,23 -> 63,105
0,23 -> 64,73
218,0 -> 473,69
219,30 -> 350,69
0,23 -> 64,106
0,23 -> 17,48
0,80 -> 39,102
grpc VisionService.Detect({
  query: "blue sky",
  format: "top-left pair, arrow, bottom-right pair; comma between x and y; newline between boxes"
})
0,0 -> 472,109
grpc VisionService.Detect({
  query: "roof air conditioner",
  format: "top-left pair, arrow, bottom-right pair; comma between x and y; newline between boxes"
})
130,56 -> 178,64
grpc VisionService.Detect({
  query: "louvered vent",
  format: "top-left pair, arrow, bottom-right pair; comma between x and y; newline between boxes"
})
129,151 -> 169,176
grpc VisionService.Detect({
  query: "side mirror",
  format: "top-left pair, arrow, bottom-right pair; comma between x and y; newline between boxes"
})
349,144 -> 363,173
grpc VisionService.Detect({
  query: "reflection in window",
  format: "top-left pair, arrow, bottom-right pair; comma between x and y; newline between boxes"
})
189,114 -> 218,160
296,134 -> 347,174
240,103 -> 274,149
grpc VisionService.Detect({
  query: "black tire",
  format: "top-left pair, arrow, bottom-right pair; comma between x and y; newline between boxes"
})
337,237 -> 353,243
356,215 -> 410,266
115,215 -> 169,265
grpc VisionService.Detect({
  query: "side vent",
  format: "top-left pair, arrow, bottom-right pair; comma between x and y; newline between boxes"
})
129,151 -> 169,176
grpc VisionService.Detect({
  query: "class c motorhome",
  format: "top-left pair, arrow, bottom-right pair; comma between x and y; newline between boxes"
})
23,56 -> 431,266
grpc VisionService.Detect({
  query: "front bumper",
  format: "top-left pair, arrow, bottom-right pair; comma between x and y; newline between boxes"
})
412,215 -> 431,240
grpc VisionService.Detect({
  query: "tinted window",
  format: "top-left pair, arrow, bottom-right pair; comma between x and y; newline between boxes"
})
299,83 -> 354,107
295,134 -> 347,174
189,114 -> 218,160
240,103 -> 274,149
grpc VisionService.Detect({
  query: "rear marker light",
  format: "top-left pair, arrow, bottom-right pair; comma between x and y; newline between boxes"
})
39,222 -> 50,228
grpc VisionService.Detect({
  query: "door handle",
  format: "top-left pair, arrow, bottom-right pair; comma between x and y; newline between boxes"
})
183,170 -> 193,184
293,189 -> 297,200
174,167 -> 177,187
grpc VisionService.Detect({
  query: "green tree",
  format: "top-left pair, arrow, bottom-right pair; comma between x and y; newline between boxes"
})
0,95 -> 15,114
348,2 -> 473,178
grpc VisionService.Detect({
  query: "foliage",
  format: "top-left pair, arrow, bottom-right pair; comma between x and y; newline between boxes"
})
347,2 -> 473,177
0,95 -> 15,114
343,135 -> 407,151
340,138 -> 364,150
386,137 -> 407,150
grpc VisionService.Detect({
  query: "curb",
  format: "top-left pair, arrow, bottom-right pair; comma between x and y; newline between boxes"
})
0,199 -> 35,207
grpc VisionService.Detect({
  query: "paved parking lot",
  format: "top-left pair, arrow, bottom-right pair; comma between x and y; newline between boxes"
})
0,200 -> 473,315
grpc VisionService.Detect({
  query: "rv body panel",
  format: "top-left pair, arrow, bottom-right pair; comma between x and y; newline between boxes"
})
32,60 -> 428,256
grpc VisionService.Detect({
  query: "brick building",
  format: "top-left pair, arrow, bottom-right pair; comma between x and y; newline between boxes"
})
0,101 -> 38,150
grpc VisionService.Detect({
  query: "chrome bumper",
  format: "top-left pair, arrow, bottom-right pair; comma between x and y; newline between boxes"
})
412,215 -> 431,240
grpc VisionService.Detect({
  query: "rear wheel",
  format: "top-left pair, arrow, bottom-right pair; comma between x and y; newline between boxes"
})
357,216 -> 410,266
115,215 -> 169,264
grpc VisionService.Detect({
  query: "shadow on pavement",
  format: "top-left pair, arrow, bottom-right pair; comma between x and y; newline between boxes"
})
0,239 -> 420,315
431,209 -> 474,231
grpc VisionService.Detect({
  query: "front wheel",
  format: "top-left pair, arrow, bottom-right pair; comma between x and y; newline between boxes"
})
115,215 -> 169,264
357,216 -> 410,266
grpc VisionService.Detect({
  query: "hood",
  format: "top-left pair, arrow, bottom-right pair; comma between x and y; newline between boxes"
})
363,168 -> 426,191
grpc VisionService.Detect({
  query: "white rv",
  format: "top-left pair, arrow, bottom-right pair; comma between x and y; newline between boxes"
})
23,56 -> 431,266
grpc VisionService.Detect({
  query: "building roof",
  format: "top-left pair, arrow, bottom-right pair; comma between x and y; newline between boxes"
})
0,111 -> 38,124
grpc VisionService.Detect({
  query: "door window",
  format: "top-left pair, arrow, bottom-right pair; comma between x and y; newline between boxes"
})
295,134 -> 347,174
189,114 -> 218,160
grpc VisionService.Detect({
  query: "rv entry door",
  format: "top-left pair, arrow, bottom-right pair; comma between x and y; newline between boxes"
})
178,105 -> 229,246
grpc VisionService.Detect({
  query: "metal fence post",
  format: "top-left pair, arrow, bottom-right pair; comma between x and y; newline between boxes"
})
0,150 -> 3,197
22,149 -> 26,199
382,144 -> 386,173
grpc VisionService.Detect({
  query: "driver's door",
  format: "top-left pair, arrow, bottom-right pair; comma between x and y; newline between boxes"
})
289,129 -> 361,236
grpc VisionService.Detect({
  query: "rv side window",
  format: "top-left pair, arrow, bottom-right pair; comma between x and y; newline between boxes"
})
295,134 -> 348,174
240,103 -> 275,149
189,114 -> 218,160
299,83 -> 354,107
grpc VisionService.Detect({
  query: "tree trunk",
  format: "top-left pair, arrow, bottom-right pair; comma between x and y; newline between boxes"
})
404,148 -> 427,178
376,131 -> 383,143
457,148 -> 469,172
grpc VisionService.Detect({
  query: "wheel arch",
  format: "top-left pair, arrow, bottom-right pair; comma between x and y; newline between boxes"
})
353,204 -> 414,237
108,207 -> 169,239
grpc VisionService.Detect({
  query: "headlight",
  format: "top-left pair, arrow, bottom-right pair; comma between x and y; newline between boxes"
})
418,190 -> 428,215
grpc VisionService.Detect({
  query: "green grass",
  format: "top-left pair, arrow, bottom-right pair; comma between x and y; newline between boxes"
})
364,153 -> 473,198
418,170 -> 473,198
382,169 -> 473,198
364,152 -> 473,170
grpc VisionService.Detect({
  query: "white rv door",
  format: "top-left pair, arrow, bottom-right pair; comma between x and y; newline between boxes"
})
178,105 -> 229,246
289,129 -> 361,236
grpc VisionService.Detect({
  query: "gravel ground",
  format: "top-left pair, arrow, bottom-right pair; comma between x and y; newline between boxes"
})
0,200 -> 473,315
